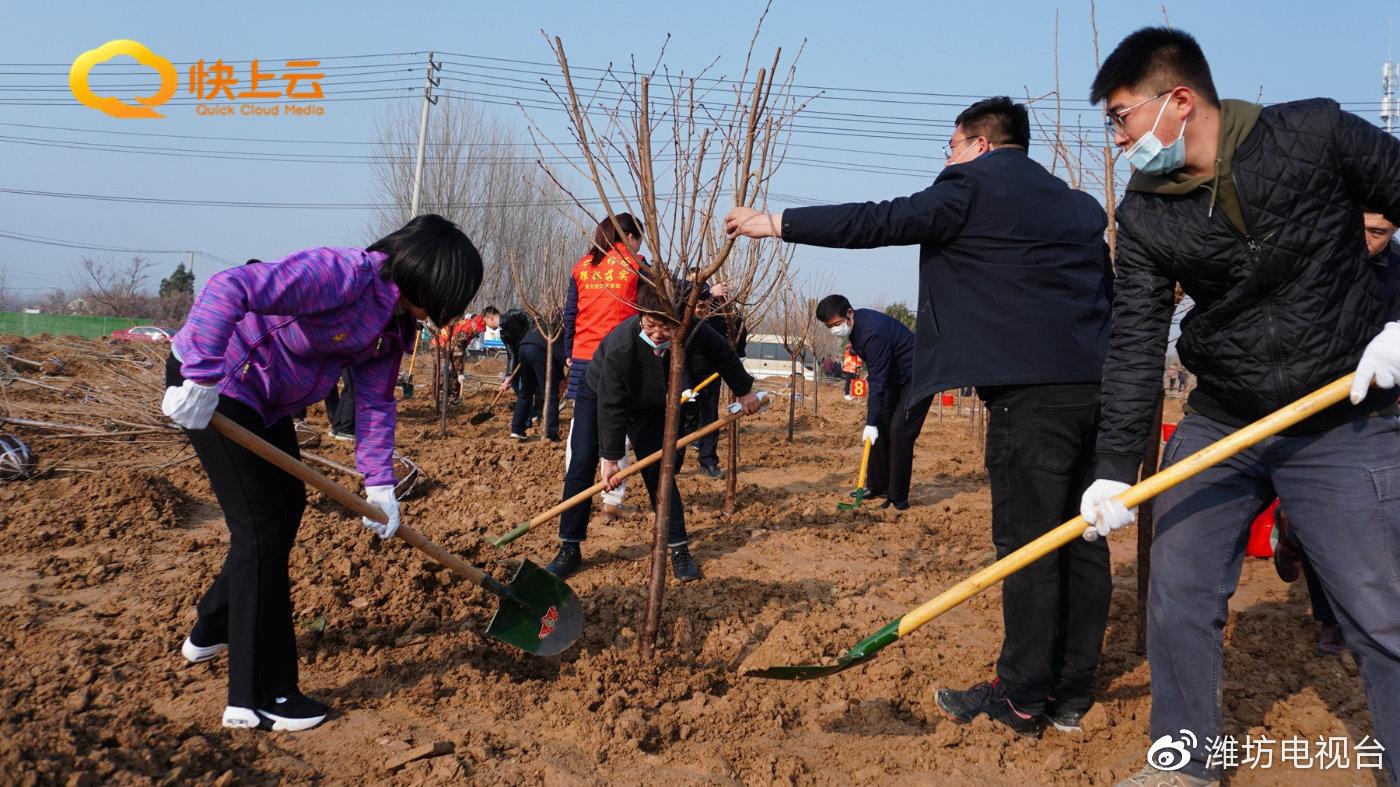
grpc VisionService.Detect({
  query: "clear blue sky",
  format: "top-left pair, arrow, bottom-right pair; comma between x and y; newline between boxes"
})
2,0 -> 1395,309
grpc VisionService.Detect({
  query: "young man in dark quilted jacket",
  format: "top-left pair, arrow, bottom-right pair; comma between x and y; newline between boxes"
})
1080,27 -> 1400,786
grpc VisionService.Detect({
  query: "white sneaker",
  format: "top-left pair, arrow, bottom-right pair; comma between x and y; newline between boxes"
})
182,636 -> 228,663
844,394 -> 854,401
222,706 -> 260,729
509,432 -> 527,440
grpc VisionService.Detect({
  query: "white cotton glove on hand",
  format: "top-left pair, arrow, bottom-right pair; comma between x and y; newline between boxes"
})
362,485 -> 400,539
680,388 -> 696,403
1350,321 -> 1400,404
161,379 -> 220,429
862,425 -> 879,446
1080,479 -> 1135,541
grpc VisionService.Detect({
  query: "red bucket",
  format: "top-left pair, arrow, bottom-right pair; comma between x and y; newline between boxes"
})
1161,422 -> 1178,442
940,393 -> 955,407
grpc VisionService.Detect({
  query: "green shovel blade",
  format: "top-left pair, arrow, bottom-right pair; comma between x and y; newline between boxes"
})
744,618 -> 899,680
836,487 -> 867,511
485,559 -> 583,656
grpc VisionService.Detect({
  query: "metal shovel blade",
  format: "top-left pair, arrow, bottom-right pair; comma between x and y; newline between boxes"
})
468,410 -> 495,426
485,559 -> 583,656
745,619 -> 898,681
836,487 -> 867,511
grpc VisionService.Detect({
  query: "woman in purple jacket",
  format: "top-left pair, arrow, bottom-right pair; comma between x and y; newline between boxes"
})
161,215 -> 482,732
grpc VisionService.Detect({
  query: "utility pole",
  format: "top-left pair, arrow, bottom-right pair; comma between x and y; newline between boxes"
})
409,52 -> 442,218
188,250 -> 195,282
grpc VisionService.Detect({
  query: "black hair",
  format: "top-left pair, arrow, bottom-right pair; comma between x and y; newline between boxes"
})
585,213 -> 644,265
954,96 -> 1030,150
367,214 -> 483,327
815,294 -> 853,323
482,306 -> 500,317
498,308 -> 531,348
1090,27 -> 1219,107
632,276 -> 716,326
243,258 -> 262,265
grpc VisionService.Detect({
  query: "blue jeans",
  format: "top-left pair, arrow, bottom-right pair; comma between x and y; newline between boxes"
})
1148,414 -> 1400,781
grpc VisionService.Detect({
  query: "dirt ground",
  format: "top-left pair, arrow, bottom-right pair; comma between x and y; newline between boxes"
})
0,337 -> 1384,785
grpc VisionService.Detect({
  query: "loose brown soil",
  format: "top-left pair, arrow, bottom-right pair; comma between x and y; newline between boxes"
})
0,339 -> 1380,784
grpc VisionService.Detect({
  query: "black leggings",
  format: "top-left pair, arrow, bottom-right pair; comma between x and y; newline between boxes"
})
166,354 -> 306,709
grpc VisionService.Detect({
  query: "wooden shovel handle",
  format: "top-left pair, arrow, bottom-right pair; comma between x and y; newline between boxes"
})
855,438 -> 872,491
207,412 -> 490,587
894,374 -> 1355,637
484,364 -> 523,409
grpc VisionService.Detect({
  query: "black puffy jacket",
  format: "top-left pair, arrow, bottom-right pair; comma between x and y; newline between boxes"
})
1096,99 -> 1400,483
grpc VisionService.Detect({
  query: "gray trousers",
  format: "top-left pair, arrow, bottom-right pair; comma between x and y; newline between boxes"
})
1148,413 -> 1400,782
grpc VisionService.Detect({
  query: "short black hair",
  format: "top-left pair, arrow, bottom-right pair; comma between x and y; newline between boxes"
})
954,97 -> 1030,150
367,214 -> 483,327
815,294 -> 852,323
482,306 -> 500,317
1090,27 -> 1219,107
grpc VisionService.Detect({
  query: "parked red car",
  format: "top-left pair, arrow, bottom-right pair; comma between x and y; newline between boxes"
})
111,325 -> 173,343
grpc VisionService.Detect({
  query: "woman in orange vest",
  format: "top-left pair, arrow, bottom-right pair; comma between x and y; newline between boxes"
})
841,345 -> 864,400
546,213 -> 646,578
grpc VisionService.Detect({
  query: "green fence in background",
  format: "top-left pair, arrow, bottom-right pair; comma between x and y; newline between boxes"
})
0,312 -> 154,339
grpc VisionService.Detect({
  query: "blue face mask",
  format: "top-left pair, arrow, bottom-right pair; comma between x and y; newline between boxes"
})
1125,96 -> 1187,175
639,329 -> 670,353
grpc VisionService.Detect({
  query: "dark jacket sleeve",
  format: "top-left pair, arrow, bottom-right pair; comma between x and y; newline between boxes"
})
594,343 -> 631,461
1332,102 -> 1400,230
562,275 -> 579,359
856,320 -> 893,427
692,322 -> 754,397
1095,218 -> 1177,483
781,169 -> 974,248
734,321 -> 749,358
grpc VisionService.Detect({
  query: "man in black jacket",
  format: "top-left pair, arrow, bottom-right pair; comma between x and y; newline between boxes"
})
545,280 -> 763,582
725,96 -> 1114,739
815,294 -> 923,510
683,287 -> 748,478
1079,28 -> 1400,785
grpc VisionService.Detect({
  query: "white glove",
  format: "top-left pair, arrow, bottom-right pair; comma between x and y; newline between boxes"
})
862,425 -> 879,446
681,388 -> 696,403
161,379 -> 220,429
1080,479 -> 1135,541
1350,321 -> 1400,404
362,485 -> 400,539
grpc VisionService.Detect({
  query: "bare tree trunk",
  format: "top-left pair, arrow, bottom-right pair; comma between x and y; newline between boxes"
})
813,358 -> 819,415
640,316 -> 692,661
543,337 -> 557,439
723,389 -> 739,515
786,364 -> 797,443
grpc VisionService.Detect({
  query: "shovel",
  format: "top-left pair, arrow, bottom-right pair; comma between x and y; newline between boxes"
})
487,391 -> 771,548
208,412 -> 582,656
680,372 -> 720,403
746,374 -> 1355,679
469,364 -> 522,426
836,438 -> 873,511
398,332 -> 421,400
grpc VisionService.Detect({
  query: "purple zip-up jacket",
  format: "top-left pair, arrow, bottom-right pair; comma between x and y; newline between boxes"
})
173,247 -> 413,486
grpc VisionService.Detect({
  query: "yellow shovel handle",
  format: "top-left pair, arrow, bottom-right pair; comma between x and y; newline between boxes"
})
682,372 -> 721,403
895,373 -> 1355,637
856,437 -> 872,490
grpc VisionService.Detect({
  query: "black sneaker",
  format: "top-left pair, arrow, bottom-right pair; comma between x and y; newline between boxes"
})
880,499 -> 910,511
670,545 -> 702,582
935,680 -> 1043,738
1042,699 -> 1089,733
256,692 -> 328,732
699,464 -> 724,479
545,542 -> 582,579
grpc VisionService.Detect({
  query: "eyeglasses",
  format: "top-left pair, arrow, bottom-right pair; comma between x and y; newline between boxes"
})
1103,91 -> 1169,131
942,136 -> 980,158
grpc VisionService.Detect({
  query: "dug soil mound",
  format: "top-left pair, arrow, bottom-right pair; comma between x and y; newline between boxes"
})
0,344 -> 1377,784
